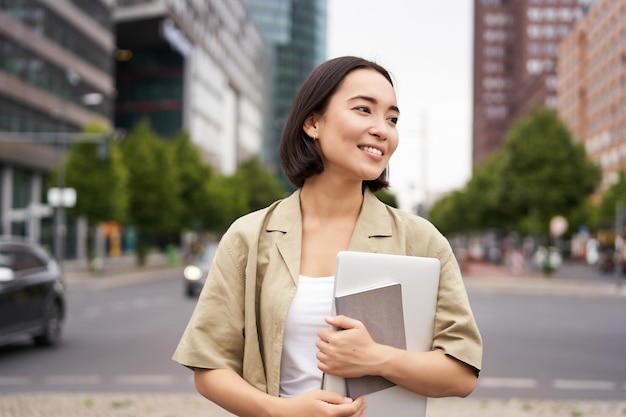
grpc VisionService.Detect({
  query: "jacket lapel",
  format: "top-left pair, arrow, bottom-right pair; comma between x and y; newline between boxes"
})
267,189 -> 394,283
267,190 -> 302,285
349,189 -> 394,252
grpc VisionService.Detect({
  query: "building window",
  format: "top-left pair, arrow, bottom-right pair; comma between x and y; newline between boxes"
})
486,105 -> 508,118
481,0 -> 502,6
484,45 -> 505,57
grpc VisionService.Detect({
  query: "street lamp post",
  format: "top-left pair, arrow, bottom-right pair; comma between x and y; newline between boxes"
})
49,78 -> 104,264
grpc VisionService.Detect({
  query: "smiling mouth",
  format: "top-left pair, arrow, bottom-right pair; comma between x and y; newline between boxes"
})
359,146 -> 383,157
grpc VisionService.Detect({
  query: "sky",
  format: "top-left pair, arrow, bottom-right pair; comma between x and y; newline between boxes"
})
326,0 -> 474,211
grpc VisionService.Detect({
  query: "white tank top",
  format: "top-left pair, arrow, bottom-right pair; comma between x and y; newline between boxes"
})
279,275 -> 335,397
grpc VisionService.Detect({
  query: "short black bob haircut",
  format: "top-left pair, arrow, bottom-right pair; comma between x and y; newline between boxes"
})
279,56 -> 394,192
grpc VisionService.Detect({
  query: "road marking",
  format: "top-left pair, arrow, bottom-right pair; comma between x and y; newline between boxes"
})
115,375 -> 176,385
478,377 -> 537,388
11,373 -> 624,392
553,379 -> 616,390
0,377 -> 29,386
44,375 -> 101,385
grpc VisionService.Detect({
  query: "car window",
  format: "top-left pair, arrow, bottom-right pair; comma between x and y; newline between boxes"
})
0,253 -> 15,270
0,249 -> 46,272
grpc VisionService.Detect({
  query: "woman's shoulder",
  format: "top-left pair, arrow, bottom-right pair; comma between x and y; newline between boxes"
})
222,192 -> 296,242
384,202 -> 441,234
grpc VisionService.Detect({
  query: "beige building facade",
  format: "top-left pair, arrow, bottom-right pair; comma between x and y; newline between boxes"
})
557,0 -> 626,196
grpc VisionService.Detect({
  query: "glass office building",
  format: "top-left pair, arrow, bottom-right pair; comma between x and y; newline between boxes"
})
115,0 -> 267,174
0,0 -> 115,255
240,0 -> 327,172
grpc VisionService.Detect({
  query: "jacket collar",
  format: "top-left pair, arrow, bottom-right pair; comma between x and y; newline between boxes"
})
267,188 -> 393,282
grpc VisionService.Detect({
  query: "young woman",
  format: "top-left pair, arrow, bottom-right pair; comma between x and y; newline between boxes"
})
173,56 -> 482,417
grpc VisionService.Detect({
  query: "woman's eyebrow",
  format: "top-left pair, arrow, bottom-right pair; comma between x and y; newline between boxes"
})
349,95 -> 400,114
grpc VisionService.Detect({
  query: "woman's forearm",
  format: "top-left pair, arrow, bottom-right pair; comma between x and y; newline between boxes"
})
194,368 -> 366,417
376,348 -> 478,398
194,368 -> 280,417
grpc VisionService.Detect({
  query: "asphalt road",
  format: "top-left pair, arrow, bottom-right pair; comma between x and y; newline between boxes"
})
1,262 -> 625,417
0,270 -> 197,394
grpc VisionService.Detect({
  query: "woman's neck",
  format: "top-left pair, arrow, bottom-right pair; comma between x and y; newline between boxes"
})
300,179 -> 363,219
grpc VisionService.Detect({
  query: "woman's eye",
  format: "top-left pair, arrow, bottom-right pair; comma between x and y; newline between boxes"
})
388,116 -> 399,125
354,106 -> 371,113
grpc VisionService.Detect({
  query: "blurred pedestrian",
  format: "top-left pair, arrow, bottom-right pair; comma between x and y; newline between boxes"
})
172,56 -> 482,417
510,248 -> 525,275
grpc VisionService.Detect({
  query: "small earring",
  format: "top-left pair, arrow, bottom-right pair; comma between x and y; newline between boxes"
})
313,131 -> 318,140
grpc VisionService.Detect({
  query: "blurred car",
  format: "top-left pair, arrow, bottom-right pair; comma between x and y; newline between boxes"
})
0,236 -> 66,347
183,243 -> 217,297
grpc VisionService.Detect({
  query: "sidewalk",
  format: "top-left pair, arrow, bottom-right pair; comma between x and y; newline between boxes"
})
463,260 -> 626,297
62,252 -> 184,290
1,392 -> 625,417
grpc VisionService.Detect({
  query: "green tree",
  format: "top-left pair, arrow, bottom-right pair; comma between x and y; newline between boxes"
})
464,151 -> 509,232
429,152 -> 507,235
598,170 -> 626,224
65,123 -> 129,225
202,157 -> 287,234
429,190 -> 467,235
120,119 -> 182,264
375,189 -> 399,208
234,156 -> 287,213
204,174 -> 248,234
499,107 -> 601,235
171,130 -> 213,231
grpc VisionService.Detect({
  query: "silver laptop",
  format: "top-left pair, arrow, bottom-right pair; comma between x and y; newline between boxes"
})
322,251 -> 440,417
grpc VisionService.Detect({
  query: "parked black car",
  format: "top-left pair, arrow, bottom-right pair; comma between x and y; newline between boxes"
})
0,236 -> 66,347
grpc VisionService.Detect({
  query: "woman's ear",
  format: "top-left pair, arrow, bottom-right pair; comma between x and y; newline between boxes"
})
302,114 -> 318,139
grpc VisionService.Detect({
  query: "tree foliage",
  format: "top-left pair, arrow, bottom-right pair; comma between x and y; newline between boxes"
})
598,171 -> 626,225
119,119 -> 182,262
65,122 -> 129,225
429,107 -> 601,239
204,174 -> 248,234
62,119 -> 290,262
429,152 -> 507,234
233,156 -> 287,213
499,107 -> 601,234
171,130 -> 213,230
375,189 -> 399,208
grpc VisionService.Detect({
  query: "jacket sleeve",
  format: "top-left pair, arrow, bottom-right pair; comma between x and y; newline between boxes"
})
430,234 -> 483,373
171,230 -> 247,373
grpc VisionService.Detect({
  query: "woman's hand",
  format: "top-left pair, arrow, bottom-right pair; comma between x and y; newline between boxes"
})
279,390 -> 366,417
316,315 -> 389,378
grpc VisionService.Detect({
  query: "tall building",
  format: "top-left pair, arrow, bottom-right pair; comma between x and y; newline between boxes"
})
472,0 -> 593,166
240,0 -> 327,172
557,0 -> 625,196
115,0 -> 268,174
0,0 -> 115,255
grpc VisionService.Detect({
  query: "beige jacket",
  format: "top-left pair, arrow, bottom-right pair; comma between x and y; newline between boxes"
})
172,189 -> 482,396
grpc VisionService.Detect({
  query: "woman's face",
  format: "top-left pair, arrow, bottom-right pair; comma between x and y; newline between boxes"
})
308,68 -> 400,184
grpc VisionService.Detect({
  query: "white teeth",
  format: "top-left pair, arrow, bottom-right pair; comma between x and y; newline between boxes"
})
361,146 -> 382,156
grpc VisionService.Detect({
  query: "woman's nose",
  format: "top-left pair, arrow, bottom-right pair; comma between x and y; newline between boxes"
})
369,117 -> 389,140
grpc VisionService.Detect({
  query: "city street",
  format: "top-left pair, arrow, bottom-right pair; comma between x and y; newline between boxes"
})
0,269 -> 197,394
0,263 -> 625,416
